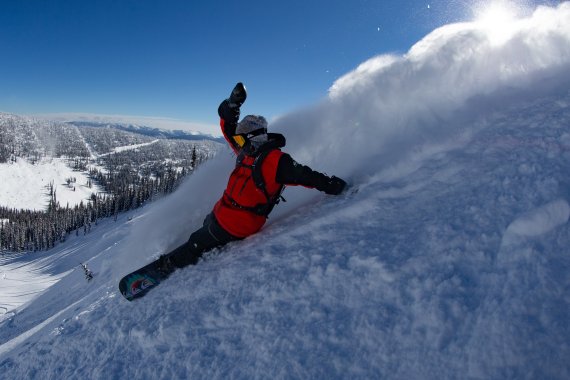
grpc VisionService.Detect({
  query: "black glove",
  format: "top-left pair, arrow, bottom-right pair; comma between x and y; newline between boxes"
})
218,99 -> 240,124
229,82 -> 247,108
323,176 -> 347,195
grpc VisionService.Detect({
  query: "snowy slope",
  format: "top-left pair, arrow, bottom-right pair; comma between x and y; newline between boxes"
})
1,3 -> 570,379
0,157 -> 101,211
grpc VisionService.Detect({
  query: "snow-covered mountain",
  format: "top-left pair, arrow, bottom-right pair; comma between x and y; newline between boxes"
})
66,120 -> 224,143
0,113 -> 221,212
38,113 -> 223,139
1,3 -> 570,379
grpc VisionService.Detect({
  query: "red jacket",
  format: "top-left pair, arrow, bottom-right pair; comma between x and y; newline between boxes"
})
213,101 -> 337,238
213,146 -> 284,238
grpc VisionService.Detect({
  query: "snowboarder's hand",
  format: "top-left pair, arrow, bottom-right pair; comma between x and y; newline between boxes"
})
323,176 -> 347,195
229,82 -> 247,109
219,83 -> 246,124
218,99 -> 240,124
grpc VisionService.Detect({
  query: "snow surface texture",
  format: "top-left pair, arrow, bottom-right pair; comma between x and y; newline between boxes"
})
1,3 -> 570,379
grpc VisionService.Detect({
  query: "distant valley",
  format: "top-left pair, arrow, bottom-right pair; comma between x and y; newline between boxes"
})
0,112 -> 222,252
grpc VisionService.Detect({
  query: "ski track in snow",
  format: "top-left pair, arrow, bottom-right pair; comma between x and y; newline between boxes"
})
97,139 -> 161,157
1,4 -> 570,379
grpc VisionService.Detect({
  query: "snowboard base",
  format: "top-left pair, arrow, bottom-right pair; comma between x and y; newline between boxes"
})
119,257 -> 175,301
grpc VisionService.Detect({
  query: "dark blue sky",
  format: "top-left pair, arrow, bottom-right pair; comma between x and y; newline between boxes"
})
0,0 -> 558,127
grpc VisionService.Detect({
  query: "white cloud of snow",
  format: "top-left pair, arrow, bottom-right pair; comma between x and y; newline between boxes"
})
272,2 -> 570,179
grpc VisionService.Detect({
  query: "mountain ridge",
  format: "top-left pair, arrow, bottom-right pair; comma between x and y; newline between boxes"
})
66,120 -> 224,143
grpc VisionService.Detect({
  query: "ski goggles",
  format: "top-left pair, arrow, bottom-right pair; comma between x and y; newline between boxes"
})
233,128 -> 267,147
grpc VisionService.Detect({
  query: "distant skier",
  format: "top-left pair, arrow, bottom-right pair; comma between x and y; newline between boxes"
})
158,83 -> 346,270
81,263 -> 93,281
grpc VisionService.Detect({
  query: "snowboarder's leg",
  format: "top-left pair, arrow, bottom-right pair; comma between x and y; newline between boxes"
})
168,213 -> 240,268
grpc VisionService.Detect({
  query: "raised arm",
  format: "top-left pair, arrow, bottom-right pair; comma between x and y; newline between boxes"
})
218,82 -> 247,155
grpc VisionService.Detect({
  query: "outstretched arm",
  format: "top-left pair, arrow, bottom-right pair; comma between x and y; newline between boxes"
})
218,82 -> 247,155
276,154 -> 347,195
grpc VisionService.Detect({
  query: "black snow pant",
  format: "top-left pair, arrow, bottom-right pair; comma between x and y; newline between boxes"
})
168,213 -> 240,268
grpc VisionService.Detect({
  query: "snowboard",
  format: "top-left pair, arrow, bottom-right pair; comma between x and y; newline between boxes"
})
119,255 -> 176,301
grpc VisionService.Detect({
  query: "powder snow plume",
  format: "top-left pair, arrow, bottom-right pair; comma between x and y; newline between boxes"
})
274,2 -> 570,178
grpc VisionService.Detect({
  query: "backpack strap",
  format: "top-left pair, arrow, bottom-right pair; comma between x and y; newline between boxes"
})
227,149 -> 285,217
251,150 -> 272,200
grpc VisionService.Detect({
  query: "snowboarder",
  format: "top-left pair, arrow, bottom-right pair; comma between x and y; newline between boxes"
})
158,83 -> 347,270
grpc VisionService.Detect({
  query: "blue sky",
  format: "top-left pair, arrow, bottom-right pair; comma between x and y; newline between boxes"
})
0,0 -> 559,128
